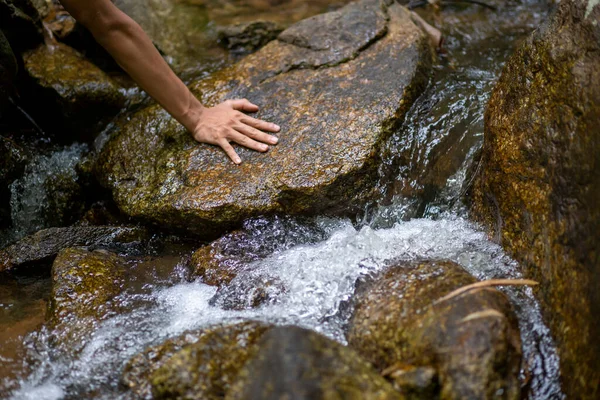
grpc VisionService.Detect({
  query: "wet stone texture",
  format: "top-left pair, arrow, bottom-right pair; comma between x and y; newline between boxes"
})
347,260 -> 522,400
226,325 -> 402,400
0,226 -> 148,272
97,0 -> 433,237
469,0 -> 600,397
22,43 -> 125,138
49,247 -> 127,353
148,321 -> 272,400
217,21 -> 284,53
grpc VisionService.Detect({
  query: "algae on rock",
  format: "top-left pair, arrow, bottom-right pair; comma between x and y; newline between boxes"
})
469,0 -> 600,397
347,260 -> 522,400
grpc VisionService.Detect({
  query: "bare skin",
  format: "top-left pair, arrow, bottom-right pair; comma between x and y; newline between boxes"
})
59,0 -> 280,164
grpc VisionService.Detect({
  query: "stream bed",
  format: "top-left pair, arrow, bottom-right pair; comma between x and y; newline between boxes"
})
1,1 -> 564,399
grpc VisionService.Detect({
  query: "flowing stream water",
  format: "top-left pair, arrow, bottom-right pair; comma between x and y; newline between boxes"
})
1,1 -> 564,399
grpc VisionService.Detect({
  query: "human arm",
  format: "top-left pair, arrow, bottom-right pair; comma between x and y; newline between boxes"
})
59,0 -> 280,164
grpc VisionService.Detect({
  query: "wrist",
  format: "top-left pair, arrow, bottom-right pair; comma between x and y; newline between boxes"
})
178,92 -> 205,133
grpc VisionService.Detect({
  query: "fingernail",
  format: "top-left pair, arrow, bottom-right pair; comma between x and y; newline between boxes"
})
235,158 -> 241,164
273,124 -> 280,131
261,144 -> 269,151
271,137 -> 278,144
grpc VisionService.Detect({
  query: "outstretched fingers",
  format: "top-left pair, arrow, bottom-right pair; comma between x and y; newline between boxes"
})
218,139 -> 241,165
239,114 -> 280,134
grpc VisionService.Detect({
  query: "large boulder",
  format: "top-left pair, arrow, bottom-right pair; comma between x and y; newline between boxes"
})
347,260 -> 522,400
468,0 -> 600,397
97,0 -> 433,237
227,326 -> 402,400
0,226 -> 147,271
148,322 -> 272,400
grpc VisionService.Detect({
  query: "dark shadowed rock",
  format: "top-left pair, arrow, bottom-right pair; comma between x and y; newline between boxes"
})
0,226 -> 148,271
217,21 -> 283,53
148,322 -> 272,400
0,28 -> 17,110
49,247 -> 126,352
22,43 -> 125,137
0,0 -> 43,52
348,260 -> 522,400
226,326 -> 402,400
97,0 -> 432,236
469,0 -> 600,397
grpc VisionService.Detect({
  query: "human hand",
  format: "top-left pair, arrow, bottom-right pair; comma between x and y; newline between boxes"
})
191,99 -> 280,164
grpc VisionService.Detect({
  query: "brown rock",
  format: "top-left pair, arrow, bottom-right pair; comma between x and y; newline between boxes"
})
468,0 -> 600,397
347,260 -> 522,400
97,0 -> 433,237
0,226 -> 148,272
49,247 -> 127,352
226,326 -> 402,400
22,43 -> 125,138
149,321 -> 272,400
217,21 -> 283,53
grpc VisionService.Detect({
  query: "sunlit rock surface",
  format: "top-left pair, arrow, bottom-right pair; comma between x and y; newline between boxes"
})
348,260 -> 522,400
469,0 -> 600,397
97,0 -> 433,236
49,248 -> 127,353
226,326 -> 402,399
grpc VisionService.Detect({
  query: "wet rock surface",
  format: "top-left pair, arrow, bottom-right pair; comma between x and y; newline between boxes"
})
114,0 -> 210,70
49,247 -> 127,352
348,260 -> 522,399
22,43 -> 125,138
217,21 -> 283,53
469,0 -> 600,397
226,325 -> 402,400
149,321 -> 271,400
0,226 -> 148,271
97,0 -> 432,236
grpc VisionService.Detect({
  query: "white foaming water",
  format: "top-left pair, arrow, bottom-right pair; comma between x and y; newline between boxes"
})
8,144 -> 87,241
9,216 -> 562,399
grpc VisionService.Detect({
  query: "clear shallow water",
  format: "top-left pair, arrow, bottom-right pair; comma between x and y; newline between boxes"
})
5,217 -> 562,399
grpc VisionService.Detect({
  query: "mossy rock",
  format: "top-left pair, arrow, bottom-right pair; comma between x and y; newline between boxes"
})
97,0 -> 433,237
144,321 -> 272,400
22,43 -> 125,138
226,325 -> 403,400
468,0 -> 600,397
49,247 -> 127,353
347,260 -> 522,400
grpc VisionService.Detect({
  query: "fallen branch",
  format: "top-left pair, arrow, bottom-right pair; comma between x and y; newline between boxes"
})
433,279 -> 539,305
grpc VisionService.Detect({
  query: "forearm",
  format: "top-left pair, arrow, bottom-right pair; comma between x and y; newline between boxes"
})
61,0 -> 202,132
60,0 -> 279,164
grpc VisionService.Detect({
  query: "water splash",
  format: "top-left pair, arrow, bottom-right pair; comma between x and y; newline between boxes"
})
7,144 -> 87,242
8,217 -> 562,399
